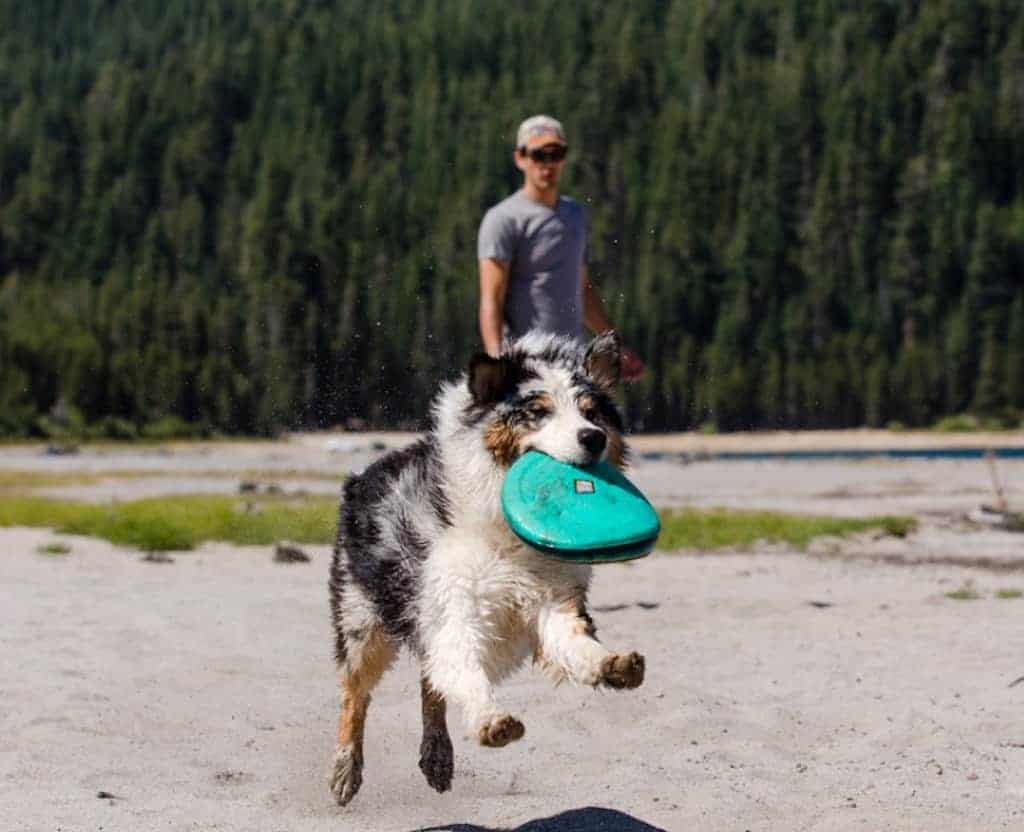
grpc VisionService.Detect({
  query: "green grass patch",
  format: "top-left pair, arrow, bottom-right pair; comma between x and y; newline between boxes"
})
36,541 -> 71,556
657,508 -> 916,552
945,583 -> 982,601
3,496 -> 916,555
996,589 -> 1023,600
932,413 -> 984,432
932,410 -> 1022,431
1,495 -> 338,551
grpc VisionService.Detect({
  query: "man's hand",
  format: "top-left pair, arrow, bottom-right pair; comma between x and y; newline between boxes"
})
620,346 -> 645,383
581,268 -> 644,381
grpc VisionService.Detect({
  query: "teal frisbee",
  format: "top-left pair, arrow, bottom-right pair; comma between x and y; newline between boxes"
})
501,451 -> 660,563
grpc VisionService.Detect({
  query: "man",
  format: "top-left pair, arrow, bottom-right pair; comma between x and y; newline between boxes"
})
477,115 -> 645,379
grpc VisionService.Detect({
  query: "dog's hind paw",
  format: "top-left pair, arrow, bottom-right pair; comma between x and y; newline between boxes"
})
328,745 -> 363,806
477,714 -> 525,748
599,652 -> 645,689
419,727 -> 454,792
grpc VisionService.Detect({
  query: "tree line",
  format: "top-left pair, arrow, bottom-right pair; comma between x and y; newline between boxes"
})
2,0 -> 1024,437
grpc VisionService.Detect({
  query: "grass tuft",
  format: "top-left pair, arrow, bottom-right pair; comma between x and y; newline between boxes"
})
932,413 -> 983,433
945,583 -> 982,601
36,541 -> 72,556
657,508 -> 917,552
996,589 -> 1023,600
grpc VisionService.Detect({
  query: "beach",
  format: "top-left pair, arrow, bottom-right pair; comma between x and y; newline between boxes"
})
3,432 -> 1023,831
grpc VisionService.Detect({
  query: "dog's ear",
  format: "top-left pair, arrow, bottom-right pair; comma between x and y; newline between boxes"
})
583,331 -> 622,391
469,353 -> 519,407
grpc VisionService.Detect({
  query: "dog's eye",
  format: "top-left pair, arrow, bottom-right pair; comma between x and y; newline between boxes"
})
582,406 -> 599,422
528,403 -> 551,418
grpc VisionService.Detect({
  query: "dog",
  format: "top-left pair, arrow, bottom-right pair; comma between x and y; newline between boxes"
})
327,330 -> 646,805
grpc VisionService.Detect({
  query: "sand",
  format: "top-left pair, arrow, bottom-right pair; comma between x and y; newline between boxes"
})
3,434 -> 1024,831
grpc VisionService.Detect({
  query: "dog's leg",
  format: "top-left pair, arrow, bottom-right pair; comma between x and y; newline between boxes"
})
418,677 -> 454,792
536,598 -> 645,689
328,629 -> 396,806
423,624 -> 526,747
419,534 -> 527,748
421,601 -> 525,748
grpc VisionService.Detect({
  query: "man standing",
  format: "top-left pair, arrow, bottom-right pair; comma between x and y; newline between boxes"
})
477,115 -> 645,379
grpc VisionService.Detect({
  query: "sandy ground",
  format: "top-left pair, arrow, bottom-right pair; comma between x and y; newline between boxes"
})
3,434 -> 1024,831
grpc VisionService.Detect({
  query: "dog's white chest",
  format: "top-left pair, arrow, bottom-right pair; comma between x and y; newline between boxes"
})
422,527 -> 586,625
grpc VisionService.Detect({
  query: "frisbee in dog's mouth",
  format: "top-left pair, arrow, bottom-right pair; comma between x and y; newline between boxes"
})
500,451 -> 660,563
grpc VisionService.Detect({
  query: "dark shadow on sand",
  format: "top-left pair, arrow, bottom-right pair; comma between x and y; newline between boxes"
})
413,806 -> 667,832
591,601 -> 660,613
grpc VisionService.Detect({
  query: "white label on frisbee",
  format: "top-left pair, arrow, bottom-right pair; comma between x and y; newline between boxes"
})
574,479 -> 595,494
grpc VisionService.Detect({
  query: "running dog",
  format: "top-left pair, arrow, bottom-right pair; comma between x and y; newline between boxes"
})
327,331 -> 645,805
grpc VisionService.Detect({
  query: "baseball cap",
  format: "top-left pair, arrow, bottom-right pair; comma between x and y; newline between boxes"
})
516,115 -> 567,150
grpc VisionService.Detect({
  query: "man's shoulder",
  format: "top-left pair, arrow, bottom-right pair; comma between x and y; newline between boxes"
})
480,193 -> 534,239
484,191 -> 530,218
479,193 -> 528,255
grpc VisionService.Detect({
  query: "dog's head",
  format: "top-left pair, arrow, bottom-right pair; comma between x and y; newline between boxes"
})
463,331 -> 628,469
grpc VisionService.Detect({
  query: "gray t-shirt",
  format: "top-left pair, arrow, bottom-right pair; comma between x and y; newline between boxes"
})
478,191 -> 588,341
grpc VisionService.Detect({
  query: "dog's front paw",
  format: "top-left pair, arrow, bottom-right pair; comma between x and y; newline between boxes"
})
477,714 -> 525,748
419,727 -> 454,792
599,652 -> 645,689
328,745 -> 363,806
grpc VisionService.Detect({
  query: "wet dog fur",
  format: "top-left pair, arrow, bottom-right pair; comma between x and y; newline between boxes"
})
327,331 -> 645,805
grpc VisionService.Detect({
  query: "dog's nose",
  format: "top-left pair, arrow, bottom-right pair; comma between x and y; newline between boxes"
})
578,428 -> 607,457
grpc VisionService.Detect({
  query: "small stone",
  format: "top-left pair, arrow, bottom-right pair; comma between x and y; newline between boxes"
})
214,770 -> 249,785
274,542 -> 310,563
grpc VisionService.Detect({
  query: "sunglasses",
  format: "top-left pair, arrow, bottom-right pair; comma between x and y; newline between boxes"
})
521,144 -> 568,163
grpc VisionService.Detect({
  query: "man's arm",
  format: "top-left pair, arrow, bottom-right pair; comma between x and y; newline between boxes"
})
581,265 -> 646,382
479,258 -> 511,357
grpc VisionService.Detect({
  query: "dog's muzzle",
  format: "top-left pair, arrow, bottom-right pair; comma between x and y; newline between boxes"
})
577,428 -> 607,460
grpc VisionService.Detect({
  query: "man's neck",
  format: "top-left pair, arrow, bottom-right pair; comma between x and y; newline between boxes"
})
520,184 -> 559,209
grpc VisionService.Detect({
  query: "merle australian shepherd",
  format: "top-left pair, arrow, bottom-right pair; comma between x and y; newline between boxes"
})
327,331 -> 645,805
